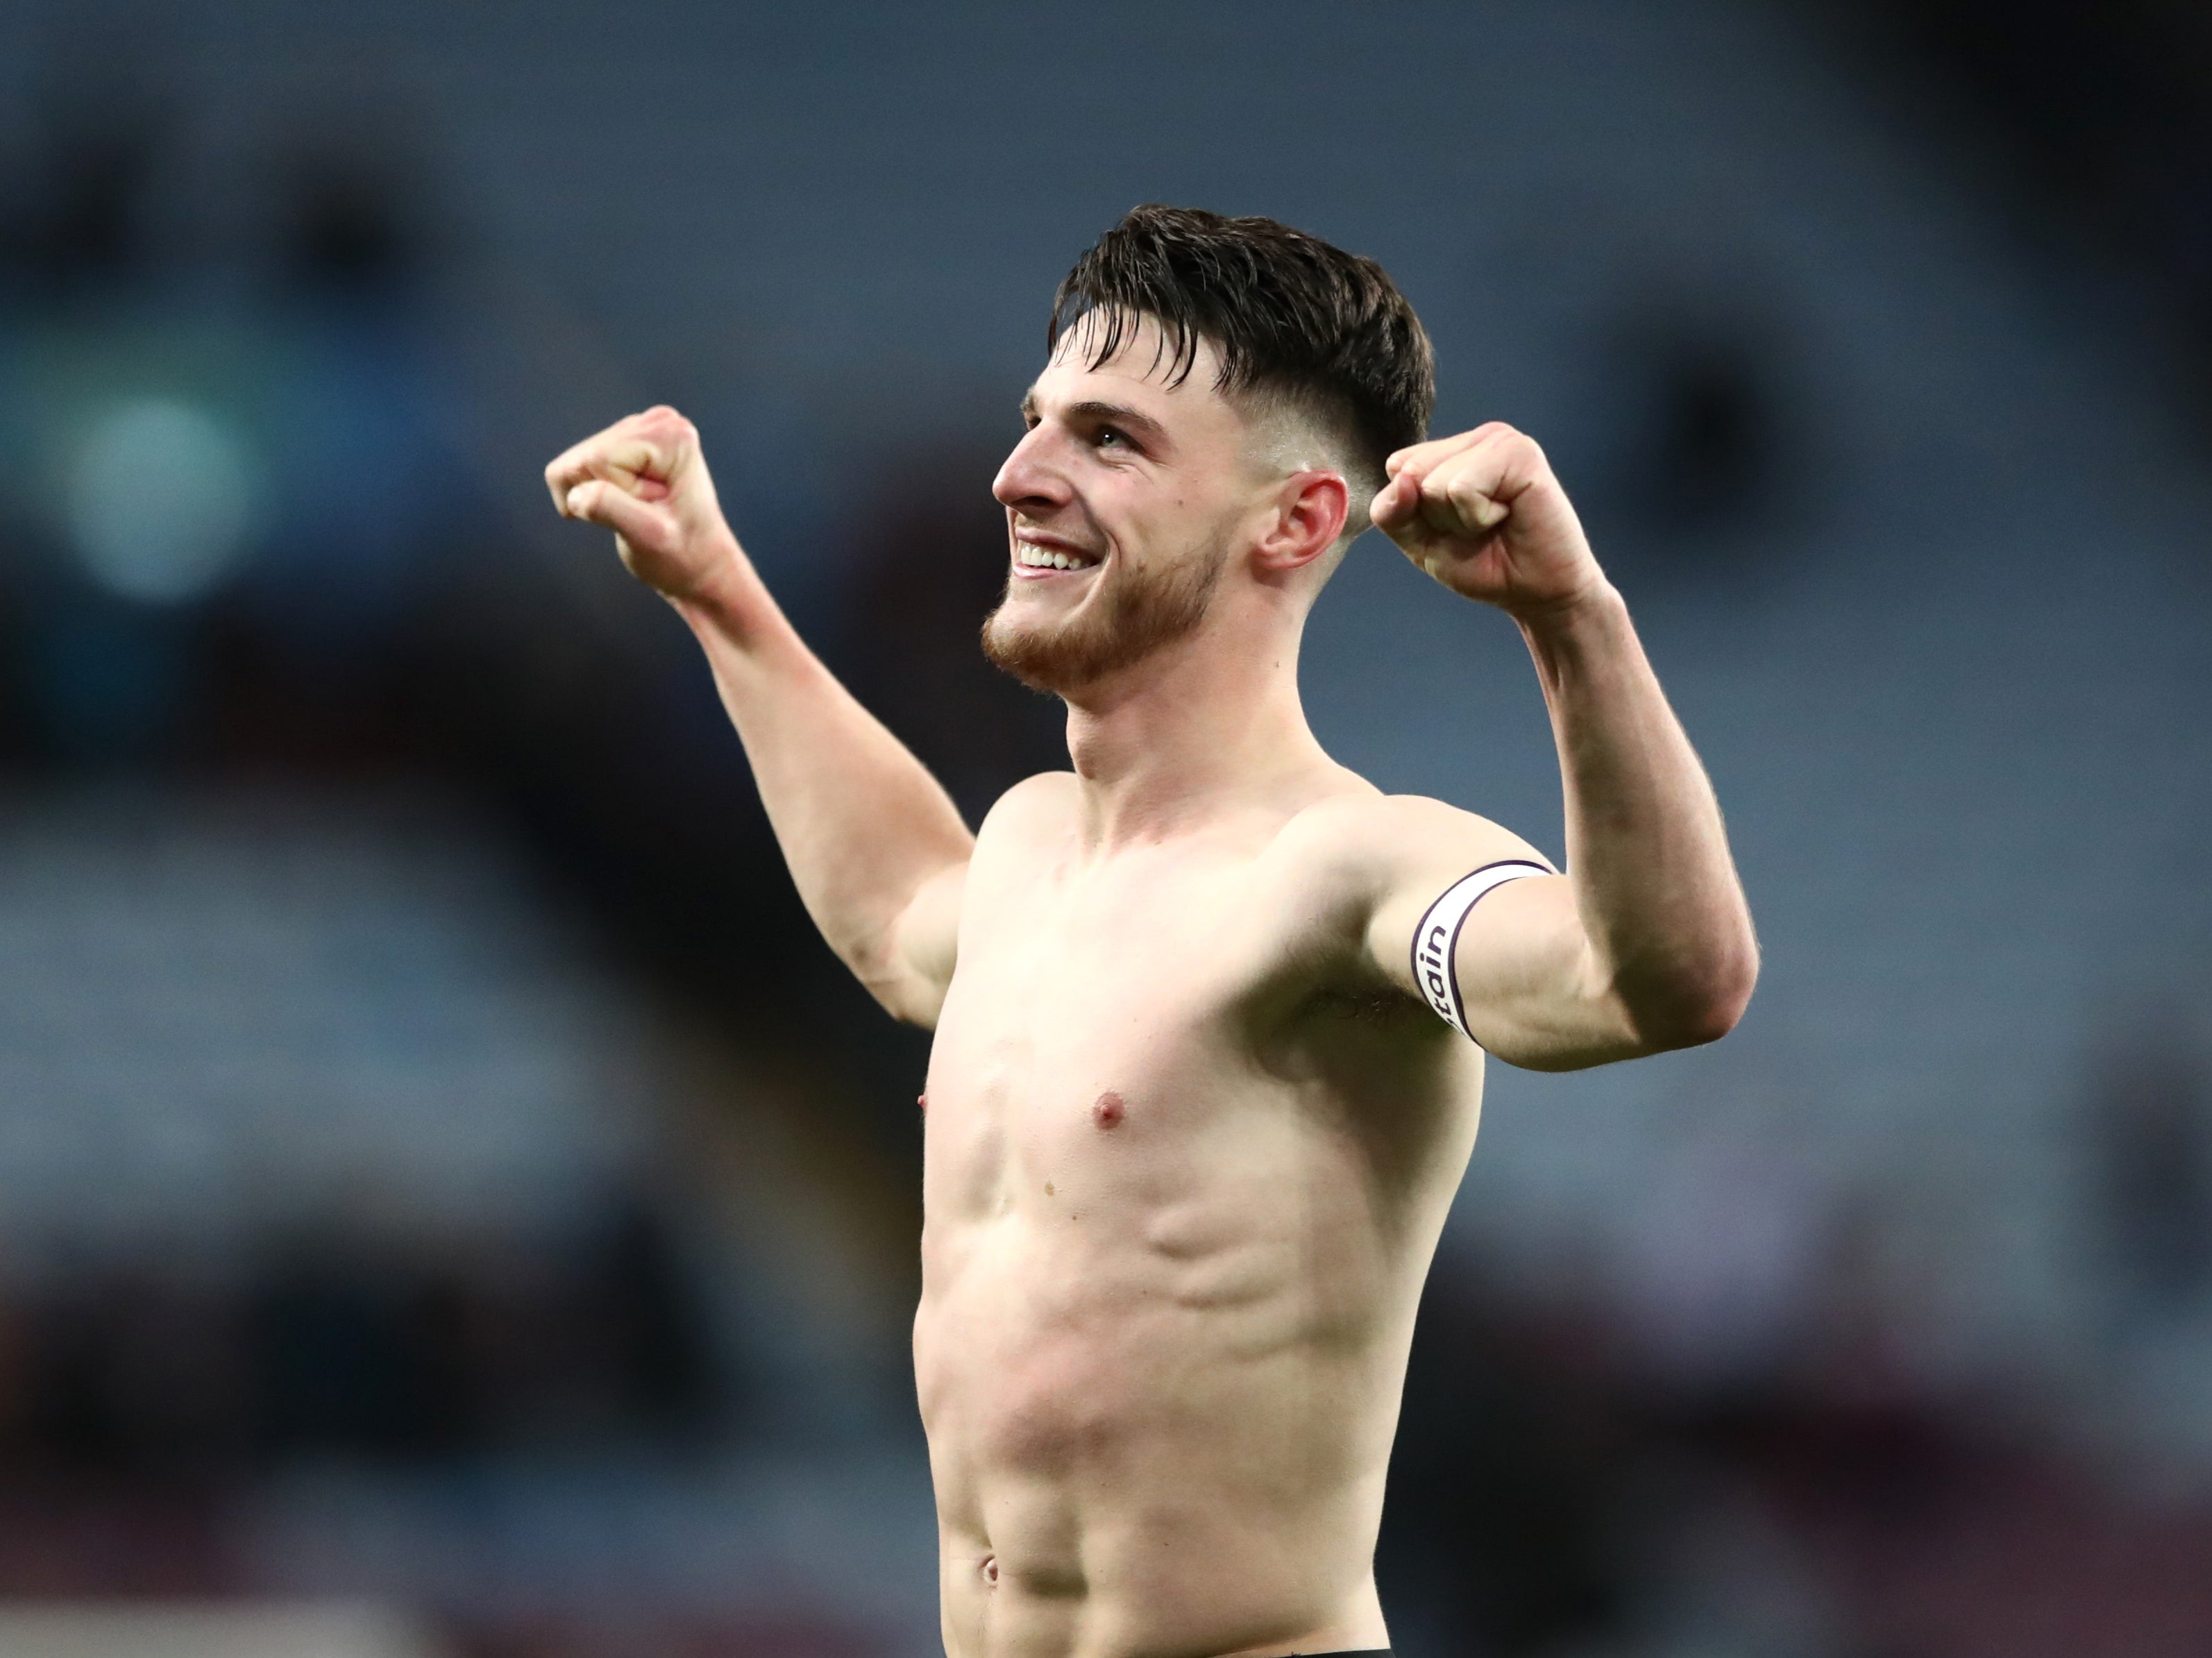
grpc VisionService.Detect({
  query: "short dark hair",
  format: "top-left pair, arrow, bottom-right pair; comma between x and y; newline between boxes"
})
1049,205 -> 1435,494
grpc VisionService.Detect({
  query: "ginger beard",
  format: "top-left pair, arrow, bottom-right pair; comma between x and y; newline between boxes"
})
980,530 -> 1229,695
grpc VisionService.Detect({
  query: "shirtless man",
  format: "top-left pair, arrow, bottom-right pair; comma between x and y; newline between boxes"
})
546,205 -> 1757,1658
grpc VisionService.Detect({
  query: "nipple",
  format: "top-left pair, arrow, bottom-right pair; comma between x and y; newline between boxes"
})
1092,1091 -> 1126,1130
917,1092 -> 928,1113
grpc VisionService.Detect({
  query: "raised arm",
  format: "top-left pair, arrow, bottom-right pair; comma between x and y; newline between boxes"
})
546,407 -> 971,1026
1362,423 -> 1757,1070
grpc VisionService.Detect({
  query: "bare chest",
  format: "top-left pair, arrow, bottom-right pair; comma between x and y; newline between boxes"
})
920,850 -> 1300,1222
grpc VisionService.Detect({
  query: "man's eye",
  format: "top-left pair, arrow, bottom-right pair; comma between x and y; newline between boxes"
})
1096,427 -> 1129,449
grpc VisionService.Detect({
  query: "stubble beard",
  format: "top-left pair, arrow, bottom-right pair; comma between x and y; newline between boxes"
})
980,536 -> 1229,695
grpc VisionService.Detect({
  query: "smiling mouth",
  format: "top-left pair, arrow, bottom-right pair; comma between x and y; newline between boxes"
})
1013,539 -> 1101,574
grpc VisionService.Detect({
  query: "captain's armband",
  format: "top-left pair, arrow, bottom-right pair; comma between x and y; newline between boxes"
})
1410,861 -> 1553,1042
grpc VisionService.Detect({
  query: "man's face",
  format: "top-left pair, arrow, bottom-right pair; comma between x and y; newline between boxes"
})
982,314 -> 1265,695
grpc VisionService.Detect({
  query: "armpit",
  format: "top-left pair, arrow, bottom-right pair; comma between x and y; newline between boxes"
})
1309,982 -> 1427,1026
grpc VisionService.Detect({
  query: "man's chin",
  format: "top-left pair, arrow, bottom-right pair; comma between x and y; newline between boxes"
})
979,542 -> 1223,695
979,609 -> 1099,695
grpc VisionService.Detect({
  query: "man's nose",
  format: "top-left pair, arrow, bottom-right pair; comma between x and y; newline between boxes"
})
993,426 -> 1070,513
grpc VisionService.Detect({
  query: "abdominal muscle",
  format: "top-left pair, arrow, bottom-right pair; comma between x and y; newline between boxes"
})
910,790 -> 1483,1657
914,1117 -> 1420,1658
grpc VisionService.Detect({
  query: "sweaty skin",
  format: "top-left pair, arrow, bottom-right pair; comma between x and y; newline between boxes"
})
546,316 -> 1757,1658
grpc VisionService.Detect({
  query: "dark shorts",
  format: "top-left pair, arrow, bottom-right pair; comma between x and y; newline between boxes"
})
1299,1651 -> 1393,1657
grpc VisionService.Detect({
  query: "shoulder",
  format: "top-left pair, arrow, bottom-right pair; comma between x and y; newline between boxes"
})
1270,790 -> 1551,899
981,770 -> 1079,821
972,770 -> 1080,850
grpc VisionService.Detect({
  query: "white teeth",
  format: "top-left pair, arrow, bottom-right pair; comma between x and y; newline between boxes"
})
1016,544 -> 1095,570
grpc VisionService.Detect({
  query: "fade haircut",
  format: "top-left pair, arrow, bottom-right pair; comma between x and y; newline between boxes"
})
1049,205 -> 1436,518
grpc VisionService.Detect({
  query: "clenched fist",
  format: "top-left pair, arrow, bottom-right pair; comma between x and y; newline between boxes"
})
545,406 -> 741,602
1369,422 -> 1608,619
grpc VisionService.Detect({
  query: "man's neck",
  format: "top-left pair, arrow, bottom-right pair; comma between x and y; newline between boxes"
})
1058,615 -> 1334,852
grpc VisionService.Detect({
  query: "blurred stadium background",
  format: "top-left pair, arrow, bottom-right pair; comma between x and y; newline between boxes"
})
0,1 -> 2208,1654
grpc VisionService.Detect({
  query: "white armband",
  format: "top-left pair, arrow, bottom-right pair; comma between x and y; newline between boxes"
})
1411,861 -> 1553,1040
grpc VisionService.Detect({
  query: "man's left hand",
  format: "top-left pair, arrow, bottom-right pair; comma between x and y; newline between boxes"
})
1370,423 -> 1607,619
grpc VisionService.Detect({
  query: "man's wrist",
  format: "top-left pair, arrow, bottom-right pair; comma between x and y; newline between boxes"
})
1508,577 -> 1628,644
664,532 -> 757,627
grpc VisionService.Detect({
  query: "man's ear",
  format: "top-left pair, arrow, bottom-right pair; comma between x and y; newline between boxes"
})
1251,470 -> 1351,575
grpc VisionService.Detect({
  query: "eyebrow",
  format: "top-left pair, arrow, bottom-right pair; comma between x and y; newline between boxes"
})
1020,394 -> 1171,449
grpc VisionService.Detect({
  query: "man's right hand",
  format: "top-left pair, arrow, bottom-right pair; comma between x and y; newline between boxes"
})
545,406 -> 741,603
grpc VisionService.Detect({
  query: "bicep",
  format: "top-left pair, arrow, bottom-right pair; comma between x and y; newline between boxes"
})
1361,811 -> 1641,1071
1444,877 -> 1648,1069
881,857 -> 967,1029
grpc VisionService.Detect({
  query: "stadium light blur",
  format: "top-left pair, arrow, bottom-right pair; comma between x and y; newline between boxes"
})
64,396 -> 266,604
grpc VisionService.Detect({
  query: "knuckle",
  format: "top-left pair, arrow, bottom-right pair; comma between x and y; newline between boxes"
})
1487,425 -> 1542,466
